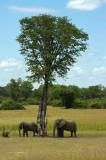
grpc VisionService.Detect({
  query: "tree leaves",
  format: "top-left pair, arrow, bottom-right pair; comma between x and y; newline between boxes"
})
16,14 -> 89,83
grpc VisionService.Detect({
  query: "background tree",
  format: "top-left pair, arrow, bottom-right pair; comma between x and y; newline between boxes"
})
48,84 -> 62,100
33,85 -> 43,100
0,86 -> 9,97
20,80 -> 33,101
88,85 -> 104,99
7,78 -> 22,101
16,14 -> 88,136
60,88 -> 75,109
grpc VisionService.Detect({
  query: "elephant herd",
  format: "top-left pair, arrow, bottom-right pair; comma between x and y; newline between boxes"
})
18,118 -> 77,138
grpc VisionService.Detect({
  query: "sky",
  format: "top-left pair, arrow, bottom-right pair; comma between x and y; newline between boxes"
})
0,0 -> 106,88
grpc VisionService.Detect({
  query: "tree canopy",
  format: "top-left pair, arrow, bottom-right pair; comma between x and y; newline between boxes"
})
16,14 -> 88,84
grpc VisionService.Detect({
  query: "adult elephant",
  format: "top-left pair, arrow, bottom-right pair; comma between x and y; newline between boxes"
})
53,118 -> 77,137
19,122 -> 38,137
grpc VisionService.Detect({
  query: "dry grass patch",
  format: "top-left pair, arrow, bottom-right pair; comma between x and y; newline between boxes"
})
0,136 -> 106,160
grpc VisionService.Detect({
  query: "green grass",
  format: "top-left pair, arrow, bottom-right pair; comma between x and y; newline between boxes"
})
0,105 -> 106,160
0,105 -> 106,135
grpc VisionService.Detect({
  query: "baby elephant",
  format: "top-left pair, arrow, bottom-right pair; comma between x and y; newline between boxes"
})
19,122 -> 38,137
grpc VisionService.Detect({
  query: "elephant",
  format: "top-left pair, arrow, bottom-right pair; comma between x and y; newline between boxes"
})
53,118 -> 77,137
19,122 -> 38,137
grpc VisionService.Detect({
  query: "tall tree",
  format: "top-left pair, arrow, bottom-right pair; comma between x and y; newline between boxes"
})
16,14 -> 88,136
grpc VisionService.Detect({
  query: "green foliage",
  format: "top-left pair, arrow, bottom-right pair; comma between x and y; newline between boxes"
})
90,103 -> 102,109
74,99 -> 88,109
0,78 -> 106,110
68,85 -> 81,99
51,100 -> 62,107
6,78 -> 22,101
88,99 -> 106,109
16,14 -> 88,84
0,96 -> 3,104
6,78 -> 33,102
48,85 -> 62,100
60,89 -> 75,109
25,98 -> 40,105
0,99 -> 25,110
32,85 -> 43,100
20,81 -> 33,100
0,86 -> 9,97
73,99 -> 106,109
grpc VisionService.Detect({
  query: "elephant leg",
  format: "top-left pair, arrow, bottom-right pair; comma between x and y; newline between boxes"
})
57,129 -> 59,137
26,131 -> 28,137
71,131 -> 73,137
58,128 -> 64,137
74,131 -> 77,137
60,130 -> 64,137
23,130 -> 25,137
33,131 -> 35,137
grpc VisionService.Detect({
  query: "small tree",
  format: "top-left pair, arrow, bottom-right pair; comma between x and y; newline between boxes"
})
16,14 -> 88,136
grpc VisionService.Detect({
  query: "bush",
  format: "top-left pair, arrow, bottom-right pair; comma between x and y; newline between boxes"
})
0,96 -> 3,104
52,100 -> 62,107
26,98 -> 40,105
89,102 -> 103,109
102,101 -> 106,109
0,99 -> 25,110
87,99 -> 106,109
74,99 -> 88,109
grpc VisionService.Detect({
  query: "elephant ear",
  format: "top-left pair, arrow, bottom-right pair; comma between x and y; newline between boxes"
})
58,119 -> 66,128
19,122 -> 23,129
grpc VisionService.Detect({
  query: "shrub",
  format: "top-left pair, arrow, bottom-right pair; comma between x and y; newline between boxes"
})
0,99 -> 25,110
88,99 -> 105,109
102,101 -> 106,109
0,96 -> 3,104
74,99 -> 88,109
89,102 -> 103,109
25,98 -> 40,105
52,100 -> 62,107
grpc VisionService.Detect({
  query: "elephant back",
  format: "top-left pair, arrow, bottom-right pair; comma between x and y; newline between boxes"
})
66,119 -> 77,131
23,122 -> 37,131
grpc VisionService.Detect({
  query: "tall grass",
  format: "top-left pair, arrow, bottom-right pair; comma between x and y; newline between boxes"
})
0,105 -> 106,135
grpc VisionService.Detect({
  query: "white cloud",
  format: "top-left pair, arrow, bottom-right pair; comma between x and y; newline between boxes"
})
4,68 -> 15,72
87,50 -> 98,56
92,67 -> 106,75
73,66 -> 86,74
102,56 -> 106,60
0,58 -> 27,86
66,0 -> 106,11
0,58 -> 23,70
8,6 -> 57,13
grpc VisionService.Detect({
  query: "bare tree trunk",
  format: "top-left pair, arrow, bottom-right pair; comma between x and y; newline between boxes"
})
37,79 -> 48,136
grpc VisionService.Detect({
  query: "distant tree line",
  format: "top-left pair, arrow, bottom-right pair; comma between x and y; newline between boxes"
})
0,78 -> 106,109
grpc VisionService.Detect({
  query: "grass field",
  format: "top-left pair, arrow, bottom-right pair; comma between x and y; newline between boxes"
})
0,105 -> 106,160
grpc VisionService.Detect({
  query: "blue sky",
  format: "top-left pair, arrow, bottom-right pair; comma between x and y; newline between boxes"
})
0,0 -> 106,88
